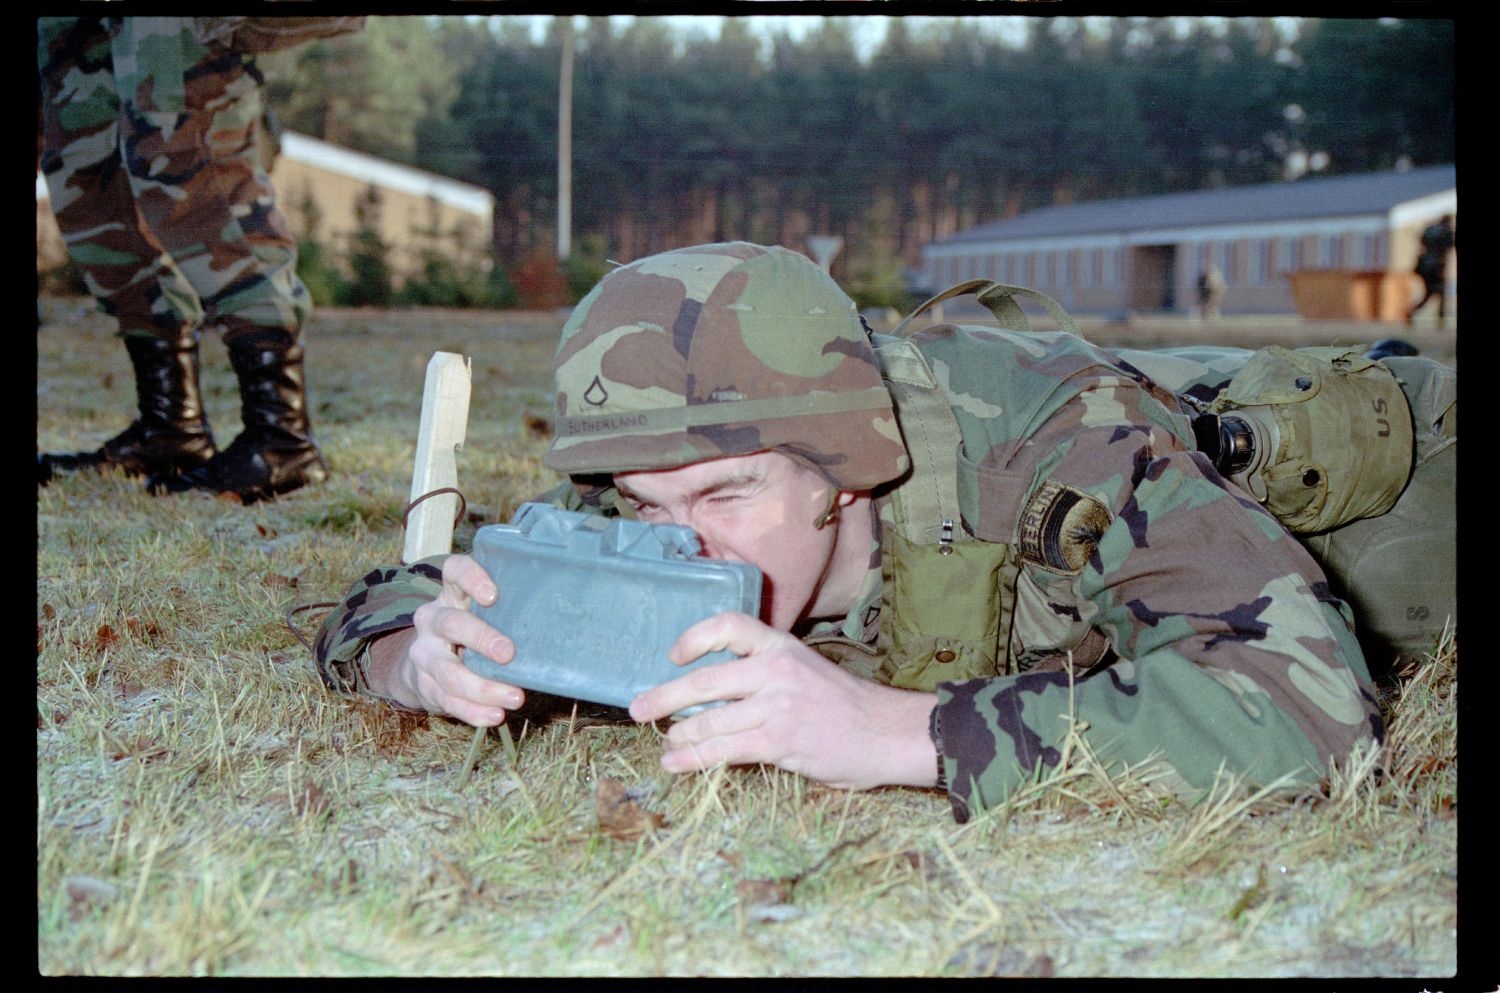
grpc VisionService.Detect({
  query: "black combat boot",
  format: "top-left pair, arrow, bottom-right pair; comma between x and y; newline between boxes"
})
40,334 -> 217,481
154,338 -> 327,502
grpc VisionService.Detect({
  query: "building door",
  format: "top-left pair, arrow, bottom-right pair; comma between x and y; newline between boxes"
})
1129,245 -> 1177,312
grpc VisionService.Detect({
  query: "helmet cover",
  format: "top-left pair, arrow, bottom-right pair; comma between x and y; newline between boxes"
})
545,242 -> 909,491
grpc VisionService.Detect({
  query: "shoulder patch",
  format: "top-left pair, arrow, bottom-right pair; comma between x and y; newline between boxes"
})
1018,480 -> 1112,574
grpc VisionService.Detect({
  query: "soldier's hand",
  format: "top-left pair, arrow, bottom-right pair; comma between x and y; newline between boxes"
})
366,553 -> 523,726
628,612 -> 939,791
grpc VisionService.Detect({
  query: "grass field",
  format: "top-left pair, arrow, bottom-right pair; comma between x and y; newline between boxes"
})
36,297 -> 1458,978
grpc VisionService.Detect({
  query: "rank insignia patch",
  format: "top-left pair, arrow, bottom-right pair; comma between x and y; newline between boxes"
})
1018,480 -> 1112,574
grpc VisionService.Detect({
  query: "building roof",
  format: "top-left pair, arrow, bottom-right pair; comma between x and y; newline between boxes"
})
280,131 -> 494,218
934,164 -> 1456,245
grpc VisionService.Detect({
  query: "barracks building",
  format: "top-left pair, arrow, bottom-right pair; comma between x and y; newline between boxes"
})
920,164 -> 1456,322
38,130 -> 496,286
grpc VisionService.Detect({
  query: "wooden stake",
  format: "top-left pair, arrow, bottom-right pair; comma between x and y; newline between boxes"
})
404,352 -> 472,564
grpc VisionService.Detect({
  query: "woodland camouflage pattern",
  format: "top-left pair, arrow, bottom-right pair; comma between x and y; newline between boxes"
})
38,16 -> 309,345
315,243 -> 1383,821
546,243 -> 910,492
896,326 -> 1379,818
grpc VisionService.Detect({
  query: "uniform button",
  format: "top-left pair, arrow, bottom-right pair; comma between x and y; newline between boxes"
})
935,649 -> 957,663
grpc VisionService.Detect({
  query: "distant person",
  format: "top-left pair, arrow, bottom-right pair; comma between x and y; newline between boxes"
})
1407,214 -> 1456,327
37,16 -> 363,502
1196,264 -> 1225,319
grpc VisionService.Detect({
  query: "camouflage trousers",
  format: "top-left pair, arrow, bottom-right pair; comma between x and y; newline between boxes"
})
38,17 -> 310,346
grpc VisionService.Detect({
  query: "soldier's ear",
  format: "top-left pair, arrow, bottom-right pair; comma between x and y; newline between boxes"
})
812,488 -> 862,530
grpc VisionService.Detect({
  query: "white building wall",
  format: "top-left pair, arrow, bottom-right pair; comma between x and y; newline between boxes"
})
921,209 -> 1445,317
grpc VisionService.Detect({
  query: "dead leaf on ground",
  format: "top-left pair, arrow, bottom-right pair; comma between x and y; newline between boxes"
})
92,624 -> 118,653
901,850 -> 937,874
268,651 -> 295,665
591,924 -> 629,950
271,783 -> 333,820
216,490 -> 245,506
41,603 -> 56,621
295,783 -> 332,819
256,523 -> 277,538
376,709 -> 431,753
524,414 -> 553,439
64,875 -> 120,921
112,679 -> 144,700
595,777 -> 666,840
736,877 -> 802,923
262,573 -> 299,590
328,858 -> 359,895
123,617 -> 163,641
111,736 -> 166,763
735,878 -> 793,907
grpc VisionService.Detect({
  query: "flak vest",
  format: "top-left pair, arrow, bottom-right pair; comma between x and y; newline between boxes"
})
804,328 -> 1145,690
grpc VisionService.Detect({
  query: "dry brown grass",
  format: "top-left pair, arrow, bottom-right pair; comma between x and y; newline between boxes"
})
37,298 -> 1459,978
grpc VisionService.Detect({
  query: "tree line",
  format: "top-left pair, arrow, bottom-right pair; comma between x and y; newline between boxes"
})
259,15 -> 1454,309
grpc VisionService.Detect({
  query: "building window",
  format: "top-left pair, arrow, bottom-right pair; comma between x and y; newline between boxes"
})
1356,233 -> 1386,268
1315,234 -> 1344,268
1278,237 -> 1299,273
1250,239 -> 1275,286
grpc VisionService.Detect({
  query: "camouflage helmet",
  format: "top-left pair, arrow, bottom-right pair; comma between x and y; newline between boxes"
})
544,242 -> 909,491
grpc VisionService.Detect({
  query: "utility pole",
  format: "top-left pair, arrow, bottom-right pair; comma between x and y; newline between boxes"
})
557,16 -> 574,262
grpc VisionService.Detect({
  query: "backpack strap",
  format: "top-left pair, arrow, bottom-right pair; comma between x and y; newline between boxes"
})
848,334 -> 1021,690
892,279 -> 1080,338
871,335 -> 969,548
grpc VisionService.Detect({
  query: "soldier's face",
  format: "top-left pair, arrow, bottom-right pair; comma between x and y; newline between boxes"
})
614,451 -> 853,632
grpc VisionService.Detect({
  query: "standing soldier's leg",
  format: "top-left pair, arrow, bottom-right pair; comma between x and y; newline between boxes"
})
37,16 -> 217,480
107,18 -> 326,502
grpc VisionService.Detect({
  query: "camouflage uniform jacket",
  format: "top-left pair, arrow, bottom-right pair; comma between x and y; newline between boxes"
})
313,326 -> 1382,821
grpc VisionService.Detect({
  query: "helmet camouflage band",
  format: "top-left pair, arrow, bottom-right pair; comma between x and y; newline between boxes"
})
544,242 -> 910,491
